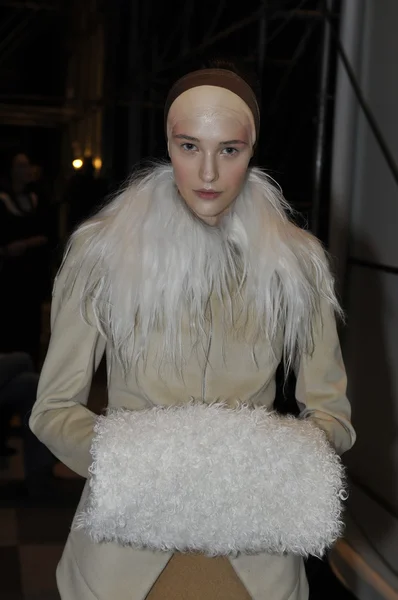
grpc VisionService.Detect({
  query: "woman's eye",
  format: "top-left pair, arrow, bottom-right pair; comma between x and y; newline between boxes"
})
222,147 -> 238,156
181,143 -> 197,152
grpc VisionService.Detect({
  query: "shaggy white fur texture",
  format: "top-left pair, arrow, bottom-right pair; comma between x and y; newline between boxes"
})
75,403 -> 346,558
63,164 -> 342,375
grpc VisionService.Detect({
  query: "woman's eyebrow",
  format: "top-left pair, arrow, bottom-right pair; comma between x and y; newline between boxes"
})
173,134 -> 200,142
220,140 -> 248,145
173,134 -> 248,146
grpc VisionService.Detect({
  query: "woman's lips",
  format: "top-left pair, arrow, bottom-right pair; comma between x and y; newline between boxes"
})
194,190 -> 222,200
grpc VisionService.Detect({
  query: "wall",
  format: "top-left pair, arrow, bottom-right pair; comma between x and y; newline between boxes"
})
329,1 -> 398,597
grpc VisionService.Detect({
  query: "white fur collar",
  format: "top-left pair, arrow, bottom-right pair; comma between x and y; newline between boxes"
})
64,163 -> 340,373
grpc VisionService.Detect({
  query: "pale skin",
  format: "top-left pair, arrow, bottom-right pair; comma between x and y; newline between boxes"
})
167,86 -> 256,226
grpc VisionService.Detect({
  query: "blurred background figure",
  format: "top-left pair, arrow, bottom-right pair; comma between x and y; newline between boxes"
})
0,351 -> 55,500
0,152 -> 50,366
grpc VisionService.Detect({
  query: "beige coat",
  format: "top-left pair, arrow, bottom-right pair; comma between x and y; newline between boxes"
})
30,241 -> 356,600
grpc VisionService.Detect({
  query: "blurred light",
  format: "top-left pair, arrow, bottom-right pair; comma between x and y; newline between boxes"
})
72,159 -> 83,169
93,157 -> 102,170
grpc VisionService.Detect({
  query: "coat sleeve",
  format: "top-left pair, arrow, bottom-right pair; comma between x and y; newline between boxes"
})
29,242 -> 106,477
294,298 -> 356,455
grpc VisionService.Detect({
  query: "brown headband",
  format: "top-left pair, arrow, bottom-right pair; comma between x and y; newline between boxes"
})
164,68 -> 260,143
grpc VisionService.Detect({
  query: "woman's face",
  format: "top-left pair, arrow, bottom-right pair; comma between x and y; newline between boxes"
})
167,86 -> 255,226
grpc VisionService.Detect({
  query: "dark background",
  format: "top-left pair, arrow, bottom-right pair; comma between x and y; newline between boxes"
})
0,0 -> 342,243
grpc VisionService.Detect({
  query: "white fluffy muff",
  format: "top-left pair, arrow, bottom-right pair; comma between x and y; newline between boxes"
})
74,403 -> 346,557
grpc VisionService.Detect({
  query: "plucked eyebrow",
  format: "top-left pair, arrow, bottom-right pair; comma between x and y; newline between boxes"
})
173,134 -> 199,142
220,139 -> 248,146
173,133 -> 248,146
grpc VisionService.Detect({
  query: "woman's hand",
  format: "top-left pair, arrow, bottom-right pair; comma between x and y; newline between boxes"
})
6,235 -> 48,257
6,239 -> 28,257
26,235 -> 48,249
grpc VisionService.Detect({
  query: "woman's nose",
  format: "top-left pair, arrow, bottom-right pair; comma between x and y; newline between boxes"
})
199,154 -> 219,183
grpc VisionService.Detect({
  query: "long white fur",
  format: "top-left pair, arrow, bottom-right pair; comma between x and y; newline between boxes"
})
60,163 -> 341,375
74,403 -> 346,557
